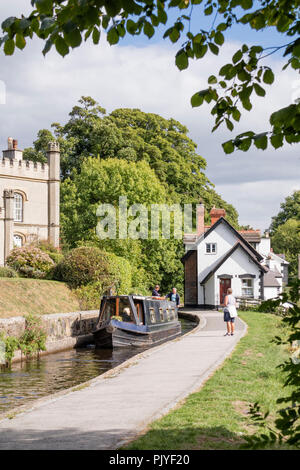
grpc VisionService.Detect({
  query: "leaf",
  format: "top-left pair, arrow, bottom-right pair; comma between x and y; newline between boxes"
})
232,50 -> 242,64
107,27 -> 119,45
208,43 -> 219,55
208,75 -> 217,84
144,21 -> 155,39
55,36 -> 69,57
214,31 -> 224,46
42,38 -> 53,55
2,17 -> 16,30
64,28 -> 82,48
225,118 -> 234,131
232,108 -> 241,122
254,83 -> 266,97
254,133 -> 268,150
4,38 -> 15,56
263,69 -> 275,84
175,49 -> 188,70
40,17 -> 55,31
15,34 -> 26,50
191,89 -> 209,107
222,140 -> 234,154
92,27 -> 100,44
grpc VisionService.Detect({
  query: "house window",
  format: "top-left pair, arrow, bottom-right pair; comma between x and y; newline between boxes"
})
241,278 -> 254,297
206,243 -> 217,254
14,193 -> 23,222
13,234 -> 23,247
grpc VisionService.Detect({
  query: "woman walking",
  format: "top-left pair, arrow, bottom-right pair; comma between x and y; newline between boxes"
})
223,288 -> 238,336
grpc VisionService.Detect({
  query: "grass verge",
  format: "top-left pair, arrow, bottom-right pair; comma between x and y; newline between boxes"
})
124,311 -> 292,450
0,278 -> 81,318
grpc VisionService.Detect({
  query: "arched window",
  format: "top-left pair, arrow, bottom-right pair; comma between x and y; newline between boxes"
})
14,193 -> 23,222
13,234 -> 23,247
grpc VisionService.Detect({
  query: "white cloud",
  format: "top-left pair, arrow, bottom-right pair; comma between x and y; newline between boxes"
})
0,9 -> 299,231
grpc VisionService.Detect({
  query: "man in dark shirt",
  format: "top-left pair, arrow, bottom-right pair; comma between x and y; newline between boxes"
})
152,285 -> 161,297
166,287 -> 180,306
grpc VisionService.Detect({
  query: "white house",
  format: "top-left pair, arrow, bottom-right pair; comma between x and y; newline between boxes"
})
182,205 -> 289,307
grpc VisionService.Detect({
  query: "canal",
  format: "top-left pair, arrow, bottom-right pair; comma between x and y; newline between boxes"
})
0,317 -> 197,414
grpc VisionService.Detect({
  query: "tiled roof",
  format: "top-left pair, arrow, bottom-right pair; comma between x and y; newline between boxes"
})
264,269 -> 281,287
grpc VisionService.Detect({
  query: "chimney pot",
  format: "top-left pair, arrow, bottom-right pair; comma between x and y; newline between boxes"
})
7,137 -> 13,150
210,207 -> 226,225
13,139 -> 18,150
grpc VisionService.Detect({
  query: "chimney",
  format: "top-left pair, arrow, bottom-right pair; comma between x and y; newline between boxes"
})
3,137 -> 23,162
196,203 -> 205,236
210,207 -> 226,225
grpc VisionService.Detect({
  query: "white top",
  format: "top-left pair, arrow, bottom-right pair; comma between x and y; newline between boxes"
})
227,294 -> 236,305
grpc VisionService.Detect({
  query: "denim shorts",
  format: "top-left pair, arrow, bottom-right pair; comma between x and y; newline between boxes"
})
224,309 -> 235,323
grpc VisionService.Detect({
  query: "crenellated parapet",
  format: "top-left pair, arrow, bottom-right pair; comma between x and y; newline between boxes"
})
0,157 -> 49,180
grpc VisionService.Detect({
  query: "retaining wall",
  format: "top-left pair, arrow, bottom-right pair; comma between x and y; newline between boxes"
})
0,310 -> 99,363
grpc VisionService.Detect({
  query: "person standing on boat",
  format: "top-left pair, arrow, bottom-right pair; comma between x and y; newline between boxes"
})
166,287 -> 180,306
223,288 -> 238,336
152,285 -> 161,297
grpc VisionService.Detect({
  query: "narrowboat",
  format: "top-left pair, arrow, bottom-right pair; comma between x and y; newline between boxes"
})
92,295 -> 181,348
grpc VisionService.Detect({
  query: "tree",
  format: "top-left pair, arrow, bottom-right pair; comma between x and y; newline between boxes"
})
1,1 -> 299,153
26,96 -> 239,226
271,219 -> 300,278
270,190 -> 300,233
60,156 -> 185,292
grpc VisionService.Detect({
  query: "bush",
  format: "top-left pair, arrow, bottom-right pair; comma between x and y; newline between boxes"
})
0,266 -> 18,278
6,246 -> 55,278
54,246 -> 112,288
34,240 -> 64,265
74,281 -> 103,310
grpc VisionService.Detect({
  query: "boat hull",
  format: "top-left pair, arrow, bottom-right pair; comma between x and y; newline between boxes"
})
93,322 -> 181,349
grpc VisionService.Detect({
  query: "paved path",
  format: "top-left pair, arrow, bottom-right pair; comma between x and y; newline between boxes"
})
0,310 -> 247,449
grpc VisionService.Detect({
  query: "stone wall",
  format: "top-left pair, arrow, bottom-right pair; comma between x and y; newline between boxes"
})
0,310 -> 99,363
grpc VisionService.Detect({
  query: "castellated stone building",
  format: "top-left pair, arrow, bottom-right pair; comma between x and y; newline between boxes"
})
0,137 -> 60,266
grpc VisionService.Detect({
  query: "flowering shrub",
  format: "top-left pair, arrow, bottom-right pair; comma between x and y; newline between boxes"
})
6,246 -> 54,278
54,246 -> 112,288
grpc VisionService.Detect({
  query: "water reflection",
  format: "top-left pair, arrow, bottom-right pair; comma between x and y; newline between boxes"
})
0,318 -> 196,413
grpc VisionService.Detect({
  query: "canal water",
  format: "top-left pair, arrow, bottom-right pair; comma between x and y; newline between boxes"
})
0,317 -> 196,414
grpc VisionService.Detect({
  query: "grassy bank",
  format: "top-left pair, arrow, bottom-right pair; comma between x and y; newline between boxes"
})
124,311 -> 292,450
0,278 -> 81,318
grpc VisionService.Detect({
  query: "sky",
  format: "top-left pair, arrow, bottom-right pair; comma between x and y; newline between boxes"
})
0,1 -> 299,232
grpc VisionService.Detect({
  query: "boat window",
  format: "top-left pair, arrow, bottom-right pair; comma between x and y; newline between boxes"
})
119,297 -> 135,323
134,301 -> 144,325
149,307 -> 156,323
159,308 -> 164,322
101,299 -> 116,322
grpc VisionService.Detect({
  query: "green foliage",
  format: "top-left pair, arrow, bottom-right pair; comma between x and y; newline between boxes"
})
54,246 -> 112,288
6,246 -> 55,279
1,2 -> 299,152
28,97 -> 239,224
19,313 -> 47,359
268,191 -> 300,278
0,313 -> 47,366
0,332 -> 19,367
0,266 -> 18,278
243,279 -> 300,449
271,219 -> 300,278
35,240 -> 64,265
270,190 -> 300,233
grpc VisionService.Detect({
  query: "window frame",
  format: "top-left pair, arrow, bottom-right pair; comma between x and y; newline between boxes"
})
206,243 -> 217,254
13,192 -> 23,222
241,278 -> 254,298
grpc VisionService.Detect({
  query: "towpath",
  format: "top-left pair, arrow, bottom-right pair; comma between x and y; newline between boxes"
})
0,310 -> 247,449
